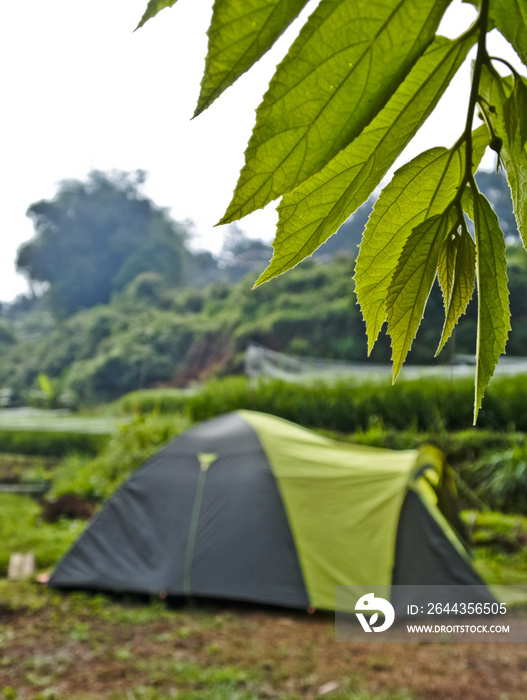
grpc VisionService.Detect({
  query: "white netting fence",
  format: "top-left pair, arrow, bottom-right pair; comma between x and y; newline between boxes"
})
245,342 -> 527,384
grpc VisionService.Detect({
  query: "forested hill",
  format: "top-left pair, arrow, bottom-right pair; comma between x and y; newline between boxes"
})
1,246 -> 526,407
1,169 -> 525,407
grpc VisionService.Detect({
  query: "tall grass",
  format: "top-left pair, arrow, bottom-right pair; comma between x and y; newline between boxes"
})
462,510 -> 527,584
0,429 -> 110,456
0,493 -> 85,575
52,412 -> 190,501
183,374 -> 527,433
461,436 -> 527,513
118,388 -> 190,415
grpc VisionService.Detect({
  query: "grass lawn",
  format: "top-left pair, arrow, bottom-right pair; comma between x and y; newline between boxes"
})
1,499 -> 527,699
1,418 -> 527,700
1,582 -> 527,700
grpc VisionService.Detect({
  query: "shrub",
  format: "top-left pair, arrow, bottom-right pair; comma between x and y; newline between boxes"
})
0,453 -> 56,484
52,412 -> 190,501
118,388 -> 190,415
0,493 -> 85,575
461,510 -> 527,585
125,272 -> 168,303
461,436 -> 527,514
0,430 -> 109,457
186,374 -> 527,434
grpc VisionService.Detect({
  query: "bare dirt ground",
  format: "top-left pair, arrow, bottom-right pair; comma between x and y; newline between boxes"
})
1,591 -> 527,700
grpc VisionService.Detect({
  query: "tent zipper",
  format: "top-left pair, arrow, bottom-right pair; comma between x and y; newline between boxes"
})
183,454 -> 216,597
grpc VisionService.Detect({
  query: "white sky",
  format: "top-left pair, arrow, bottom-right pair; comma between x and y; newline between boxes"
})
0,0 -> 521,302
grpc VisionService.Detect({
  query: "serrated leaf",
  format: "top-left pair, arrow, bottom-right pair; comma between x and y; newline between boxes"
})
355,125 -> 489,352
195,0 -> 310,116
436,225 -> 476,355
479,67 -> 527,248
220,0 -> 451,223
502,93 -> 518,145
502,77 -> 527,148
472,189 -> 510,422
515,78 -> 527,148
489,0 -> 527,66
136,0 -> 178,30
437,219 -> 460,309
461,181 -> 475,220
386,211 -> 454,380
254,34 -> 476,287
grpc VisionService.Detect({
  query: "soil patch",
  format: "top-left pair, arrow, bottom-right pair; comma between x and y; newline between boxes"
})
1,594 -> 526,699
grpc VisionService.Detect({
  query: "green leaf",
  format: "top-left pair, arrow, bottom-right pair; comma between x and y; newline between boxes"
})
254,34 -> 476,287
355,125 -> 489,352
489,0 -> 527,66
37,373 -> 54,398
472,189 -> 510,422
136,0 -> 178,30
503,75 -> 527,149
437,219 -> 460,310
503,76 -> 527,149
503,93 -> 518,146
436,224 -> 476,356
195,0 -> 310,117
479,67 -> 527,248
517,78 -> 527,148
355,147 -> 456,353
386,210 -> 454,380
220,0 -> 452,223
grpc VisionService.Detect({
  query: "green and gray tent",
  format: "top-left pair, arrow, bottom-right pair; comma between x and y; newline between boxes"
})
49,410 -> 486,609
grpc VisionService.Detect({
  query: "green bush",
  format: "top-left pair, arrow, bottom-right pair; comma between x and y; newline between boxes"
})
52,412 -> 190,501
0,453 -> 56,484
432,430 -> 513,464
329,423 -> 421,451
124,271 -> 168,303
118,388 -> 190,415
461,436 -> 527,514
0,493 -> 85,575
62,313 -> 202,404
0,430 -> 109,456
3,251 -> 527,408
186,374 -> 527,434
461,510 -> 527,584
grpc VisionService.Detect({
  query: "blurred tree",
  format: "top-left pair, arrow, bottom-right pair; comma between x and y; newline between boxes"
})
475,170 -> 519,242
17,170 -> 192,317
218,225 -> 271,282
186,249 -> 221,287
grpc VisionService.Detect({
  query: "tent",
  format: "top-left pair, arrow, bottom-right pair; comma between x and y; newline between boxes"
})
49,410 -> 488,610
